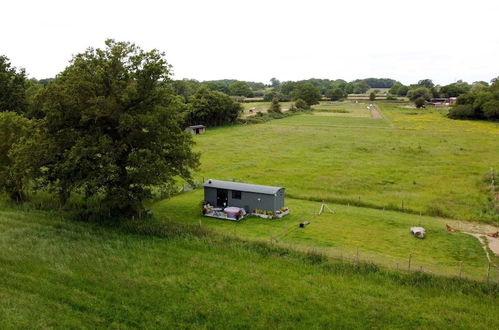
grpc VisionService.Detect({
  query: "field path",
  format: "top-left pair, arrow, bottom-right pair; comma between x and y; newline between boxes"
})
369,104 -> 383,119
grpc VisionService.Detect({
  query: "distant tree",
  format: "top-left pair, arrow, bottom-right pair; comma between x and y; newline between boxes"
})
292,82 -> 321,106
229,81 -> 252,97
414,97 -> 426,108
202,81 -> 230,94
294,98 -> 310,110
397,86 -> 409,96
0,55 -> 28,113
270,77 -> 280,87
369,92 -> 376,101
0,112 -> 34,201
37,39 -> 199,216
268,98 -> 281,114
279,81 -> 297,100
187,87 -> 243,126
351,81 -> 370,94
263,90 -> 278,102
326,88 -> 346,101
362,78 -> 400,88
418,79 -> 434,88
440,81 -> 471,97
389,83 -> 402,95
407,87 -> 431,101
171,79 -> 200,102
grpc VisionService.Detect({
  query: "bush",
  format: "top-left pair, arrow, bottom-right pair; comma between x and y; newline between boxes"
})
268,98 -> 281,114
294,98 -> 310,110
483,100 -> 499,120
447,104 -> 478,119
414,97 -> 426,108
369,92 -> 376,101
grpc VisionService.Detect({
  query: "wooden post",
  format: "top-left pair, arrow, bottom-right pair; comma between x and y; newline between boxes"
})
408,254 -> 412,272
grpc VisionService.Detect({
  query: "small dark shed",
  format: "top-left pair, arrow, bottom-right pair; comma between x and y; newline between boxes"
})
203,179 -> 285,213
186,125 -> 206,135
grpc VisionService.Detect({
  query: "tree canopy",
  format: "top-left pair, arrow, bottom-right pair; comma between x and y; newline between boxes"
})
36,39 -> 199,216
186,87 -> 242,127
291,82 -> 321,106
0,55 -> 28,113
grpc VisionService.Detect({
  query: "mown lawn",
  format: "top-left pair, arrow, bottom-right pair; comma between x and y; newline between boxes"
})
191,102 -> 499,222
153,191 -> 496,280
0,206 -> 498,328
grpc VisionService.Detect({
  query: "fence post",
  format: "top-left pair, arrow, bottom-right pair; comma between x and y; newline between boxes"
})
408,254 -> 412,272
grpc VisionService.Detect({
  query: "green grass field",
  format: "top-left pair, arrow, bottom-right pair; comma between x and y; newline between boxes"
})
1,205 -> 498,328
153,191 -> 498,280
190,102 -> 499,223
241,101 -> 293,116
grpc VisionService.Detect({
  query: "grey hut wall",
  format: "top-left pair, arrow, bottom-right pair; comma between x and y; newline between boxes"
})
204,187 -> 285,212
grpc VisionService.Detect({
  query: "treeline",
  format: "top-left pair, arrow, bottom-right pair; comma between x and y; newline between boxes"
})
387,78 -> 499,120
448,79 -> 499,121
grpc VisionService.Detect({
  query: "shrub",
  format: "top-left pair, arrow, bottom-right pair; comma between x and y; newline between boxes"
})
483,100 -> 499,120
268,98 -> 281,114
294,98 -> 310,110
414,97 -> 426,108
448,104 -> 477,119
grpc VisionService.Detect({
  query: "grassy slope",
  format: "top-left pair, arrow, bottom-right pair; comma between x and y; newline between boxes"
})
153,191 -> 496,280
191,102 -> 499,222
0,206 -> 498,328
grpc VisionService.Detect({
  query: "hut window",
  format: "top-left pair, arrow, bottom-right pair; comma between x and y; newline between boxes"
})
232,190 -> 242,199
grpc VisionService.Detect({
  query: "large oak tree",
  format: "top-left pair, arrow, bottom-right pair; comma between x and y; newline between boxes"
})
39,40 -> 199,216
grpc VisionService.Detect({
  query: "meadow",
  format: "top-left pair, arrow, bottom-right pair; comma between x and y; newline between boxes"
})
190,101 -> 499,223
1,204 -> 498,328
150,100 -> 499,280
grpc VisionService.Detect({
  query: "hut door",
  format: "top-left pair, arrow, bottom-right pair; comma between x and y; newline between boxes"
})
216,189 -> 228,207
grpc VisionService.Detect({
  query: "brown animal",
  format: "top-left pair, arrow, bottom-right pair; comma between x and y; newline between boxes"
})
446,224 -> 456,232
486,232 -> 499,238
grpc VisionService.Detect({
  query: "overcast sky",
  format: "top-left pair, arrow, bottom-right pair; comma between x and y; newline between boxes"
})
2,0 -> 498,85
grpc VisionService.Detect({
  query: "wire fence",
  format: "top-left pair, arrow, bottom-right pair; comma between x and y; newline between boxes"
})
176,177 -> 499,283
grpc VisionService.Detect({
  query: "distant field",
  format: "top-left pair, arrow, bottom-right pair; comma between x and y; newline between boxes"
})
188,101 -> 499,222
241,101 -> 293,117
312,101 -> 372,118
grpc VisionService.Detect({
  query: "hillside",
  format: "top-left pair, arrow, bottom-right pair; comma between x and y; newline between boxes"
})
0,205 -> 498,328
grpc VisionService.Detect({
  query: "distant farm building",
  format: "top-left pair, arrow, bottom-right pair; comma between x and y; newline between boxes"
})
185,125 -> 206,135
202,179 -> 287,220
427,98 -> 456,106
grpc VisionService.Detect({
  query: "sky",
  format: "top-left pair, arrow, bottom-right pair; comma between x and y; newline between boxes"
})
1,0 -> 498,85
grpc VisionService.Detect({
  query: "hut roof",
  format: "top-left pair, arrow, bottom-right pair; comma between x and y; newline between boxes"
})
203,179 -> 283,195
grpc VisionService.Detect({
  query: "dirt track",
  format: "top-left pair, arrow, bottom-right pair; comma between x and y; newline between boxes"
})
369,104 -> 383,119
